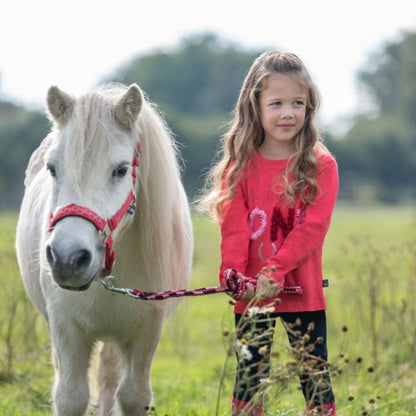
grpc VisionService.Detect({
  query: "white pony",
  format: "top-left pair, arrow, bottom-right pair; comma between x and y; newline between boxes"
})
15,83 -> 193,415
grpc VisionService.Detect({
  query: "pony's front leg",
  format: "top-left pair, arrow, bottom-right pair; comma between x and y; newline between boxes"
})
51,324 -> 93,416
98,342 -> 120,416
115,312 -> 164,416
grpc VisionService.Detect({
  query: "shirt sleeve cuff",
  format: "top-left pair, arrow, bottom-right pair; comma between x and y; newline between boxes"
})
260,266 -> 285,287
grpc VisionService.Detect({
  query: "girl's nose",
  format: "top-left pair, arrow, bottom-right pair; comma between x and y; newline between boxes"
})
279,105 -> 295,118
280,111 -> 294,119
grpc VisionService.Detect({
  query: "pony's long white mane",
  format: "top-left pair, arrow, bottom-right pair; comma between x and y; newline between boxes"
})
81,84 -> 187,290
129,87 -> 188,288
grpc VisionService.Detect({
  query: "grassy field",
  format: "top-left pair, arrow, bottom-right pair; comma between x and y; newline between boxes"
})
0,206 -> 415,415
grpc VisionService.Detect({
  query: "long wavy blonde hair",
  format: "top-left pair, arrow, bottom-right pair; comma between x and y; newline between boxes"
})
198,50 -> 329,221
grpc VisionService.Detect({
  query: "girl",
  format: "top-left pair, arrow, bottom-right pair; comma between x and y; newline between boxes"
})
198,51 -> 338,415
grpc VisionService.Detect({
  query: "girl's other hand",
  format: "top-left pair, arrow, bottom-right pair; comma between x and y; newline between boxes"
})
255,274 -> 282,299
236,272 -> 255,301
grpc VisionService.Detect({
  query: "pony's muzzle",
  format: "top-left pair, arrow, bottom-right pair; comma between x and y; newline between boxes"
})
46,244 -> 92,273
46,242 -> 95,291
46,214 -> 104,290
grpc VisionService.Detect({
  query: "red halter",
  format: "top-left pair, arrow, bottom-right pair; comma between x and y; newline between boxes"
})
48,142 -> 140,276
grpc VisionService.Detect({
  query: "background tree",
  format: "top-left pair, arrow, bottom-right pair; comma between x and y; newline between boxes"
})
1,31 -> 415,208
328,31 -> 416,203
110,33 -> 262,195
0,103 -> 49,208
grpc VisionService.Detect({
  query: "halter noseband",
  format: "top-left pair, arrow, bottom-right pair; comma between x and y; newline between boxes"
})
48,142 -> 140,276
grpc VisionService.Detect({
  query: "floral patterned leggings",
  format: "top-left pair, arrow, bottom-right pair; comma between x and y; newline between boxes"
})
233,310 -> 335,409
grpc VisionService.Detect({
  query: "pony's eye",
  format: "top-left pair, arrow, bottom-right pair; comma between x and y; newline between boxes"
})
47,163 -> 57,177
112,165 -> 129,179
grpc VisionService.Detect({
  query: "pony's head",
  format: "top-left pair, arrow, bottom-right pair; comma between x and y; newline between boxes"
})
45,84 -> 142,291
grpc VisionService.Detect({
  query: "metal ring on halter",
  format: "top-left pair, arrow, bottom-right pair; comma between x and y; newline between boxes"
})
100,275 -> 131,295
100,223 -> 112,240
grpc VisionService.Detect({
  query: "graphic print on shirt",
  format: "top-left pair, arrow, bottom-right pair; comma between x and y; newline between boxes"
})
249,208 -> 267,241
249,207 -> 276,263
270,207 -> 295,240
249,206 -> 305,264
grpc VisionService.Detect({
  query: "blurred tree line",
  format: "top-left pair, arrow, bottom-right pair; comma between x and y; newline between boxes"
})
0,31 -> 415,209
0,102 -> 49,208
329,31 -> 416,203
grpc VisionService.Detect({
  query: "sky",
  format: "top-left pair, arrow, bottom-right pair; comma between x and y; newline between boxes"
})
0,0 -> 415,129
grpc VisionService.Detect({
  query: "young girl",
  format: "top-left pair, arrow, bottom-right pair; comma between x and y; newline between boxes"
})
199,51 -> 338,415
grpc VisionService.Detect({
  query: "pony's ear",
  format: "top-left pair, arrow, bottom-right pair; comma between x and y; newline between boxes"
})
47,86 -> 75,127
115,84 -> 143,131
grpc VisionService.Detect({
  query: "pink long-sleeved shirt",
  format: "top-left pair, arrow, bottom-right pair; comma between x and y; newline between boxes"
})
219,149 -> 339,314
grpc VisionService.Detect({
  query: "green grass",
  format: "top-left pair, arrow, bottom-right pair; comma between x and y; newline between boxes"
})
0,206 -> 415,415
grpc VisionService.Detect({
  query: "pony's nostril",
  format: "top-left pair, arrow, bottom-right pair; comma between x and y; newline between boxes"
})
46,244 -> 55,267
73,249 -> 92,274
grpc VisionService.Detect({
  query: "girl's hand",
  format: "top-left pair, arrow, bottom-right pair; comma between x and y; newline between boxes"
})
235,272 -> 255,301
255,274 -> 282,299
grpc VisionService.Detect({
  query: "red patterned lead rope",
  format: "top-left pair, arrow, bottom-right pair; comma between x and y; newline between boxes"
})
99,269 -> 303,301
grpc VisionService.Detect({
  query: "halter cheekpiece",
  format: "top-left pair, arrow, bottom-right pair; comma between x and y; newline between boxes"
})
48,142 -> 141,276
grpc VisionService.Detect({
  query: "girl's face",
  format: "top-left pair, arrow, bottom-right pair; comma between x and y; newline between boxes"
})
258,74 -> 307,159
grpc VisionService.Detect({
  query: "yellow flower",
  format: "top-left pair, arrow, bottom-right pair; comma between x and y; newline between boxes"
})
258,345 -> 268,355
222,328 -> 230,336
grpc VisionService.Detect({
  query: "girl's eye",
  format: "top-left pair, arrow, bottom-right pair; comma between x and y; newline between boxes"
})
112,165 -> 129,179
47,163 -> 57,177
294,100 -> 305,106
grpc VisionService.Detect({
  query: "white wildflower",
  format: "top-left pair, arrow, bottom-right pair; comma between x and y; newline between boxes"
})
260,306 -> 275,314
236,340 -> 253,361
259,377 -> 273,385
248,306 -> 261,317
248,305 -> 275,317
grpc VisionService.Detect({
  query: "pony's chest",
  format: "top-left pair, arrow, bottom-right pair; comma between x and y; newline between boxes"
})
55,290 -> 160,341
